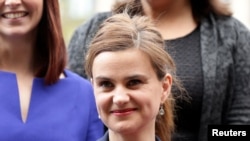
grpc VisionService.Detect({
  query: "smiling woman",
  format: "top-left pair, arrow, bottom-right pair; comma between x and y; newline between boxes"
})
84,12 -> 185,141
0,0 -> 104,141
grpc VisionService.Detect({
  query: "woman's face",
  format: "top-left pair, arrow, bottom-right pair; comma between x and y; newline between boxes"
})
0,0 -> 43,38
92,48 -> 171,135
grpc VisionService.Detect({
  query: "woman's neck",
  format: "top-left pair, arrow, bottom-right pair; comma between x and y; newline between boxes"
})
141,0 -> 197,40
0,36 -> 35,75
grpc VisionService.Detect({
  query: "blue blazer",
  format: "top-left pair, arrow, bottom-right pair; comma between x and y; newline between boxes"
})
0,70 -> 104,141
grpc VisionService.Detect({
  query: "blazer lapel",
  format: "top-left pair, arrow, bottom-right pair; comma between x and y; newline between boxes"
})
198,14 -> 218,141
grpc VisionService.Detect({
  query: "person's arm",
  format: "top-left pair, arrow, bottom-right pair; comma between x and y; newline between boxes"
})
67,12 -> 112,78
227,18 -> 250,124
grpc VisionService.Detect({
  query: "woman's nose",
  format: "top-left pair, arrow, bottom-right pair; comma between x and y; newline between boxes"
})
5,0 -> 21,7
112,87 -> 130,106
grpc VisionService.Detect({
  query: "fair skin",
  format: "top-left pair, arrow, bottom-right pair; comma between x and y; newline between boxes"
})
141,0 -> 197,40
92,48 -> 172,141
0,0 -> 43,123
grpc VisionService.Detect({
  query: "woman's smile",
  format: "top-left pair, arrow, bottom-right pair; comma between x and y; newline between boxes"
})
110,108 -> 138,116
2,11 -> 28,19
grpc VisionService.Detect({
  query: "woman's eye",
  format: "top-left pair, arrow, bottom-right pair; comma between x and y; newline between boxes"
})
127,79 -> 142,87
98,81 -> 113,88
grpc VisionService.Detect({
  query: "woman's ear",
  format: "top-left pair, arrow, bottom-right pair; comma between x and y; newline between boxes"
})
90,78 -> 93,85
161,73 -> 172,103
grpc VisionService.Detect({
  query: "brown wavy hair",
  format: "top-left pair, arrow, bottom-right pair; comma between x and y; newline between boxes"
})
35,0 -> 66,85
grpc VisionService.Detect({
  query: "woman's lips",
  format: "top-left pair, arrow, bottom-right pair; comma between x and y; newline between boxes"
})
110,108 -> 138,116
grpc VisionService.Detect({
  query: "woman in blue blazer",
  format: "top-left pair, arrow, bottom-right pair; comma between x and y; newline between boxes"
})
0,0 -> 104,140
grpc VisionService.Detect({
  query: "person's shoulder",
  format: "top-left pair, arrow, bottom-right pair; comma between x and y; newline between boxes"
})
203,14 -> 250,38
78,11 -> 112,29
93,11 -> 112,21
64,69 -> 91,85
213,14 -> 249,31
70,11 -> 112,42
63,69 -> 95,98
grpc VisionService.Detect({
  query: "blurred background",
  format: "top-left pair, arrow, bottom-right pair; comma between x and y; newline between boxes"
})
59,0 -> 250,46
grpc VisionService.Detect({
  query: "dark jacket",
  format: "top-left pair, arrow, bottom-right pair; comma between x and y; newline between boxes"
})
67,12 -> 250,141
97,131 -> 161,141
